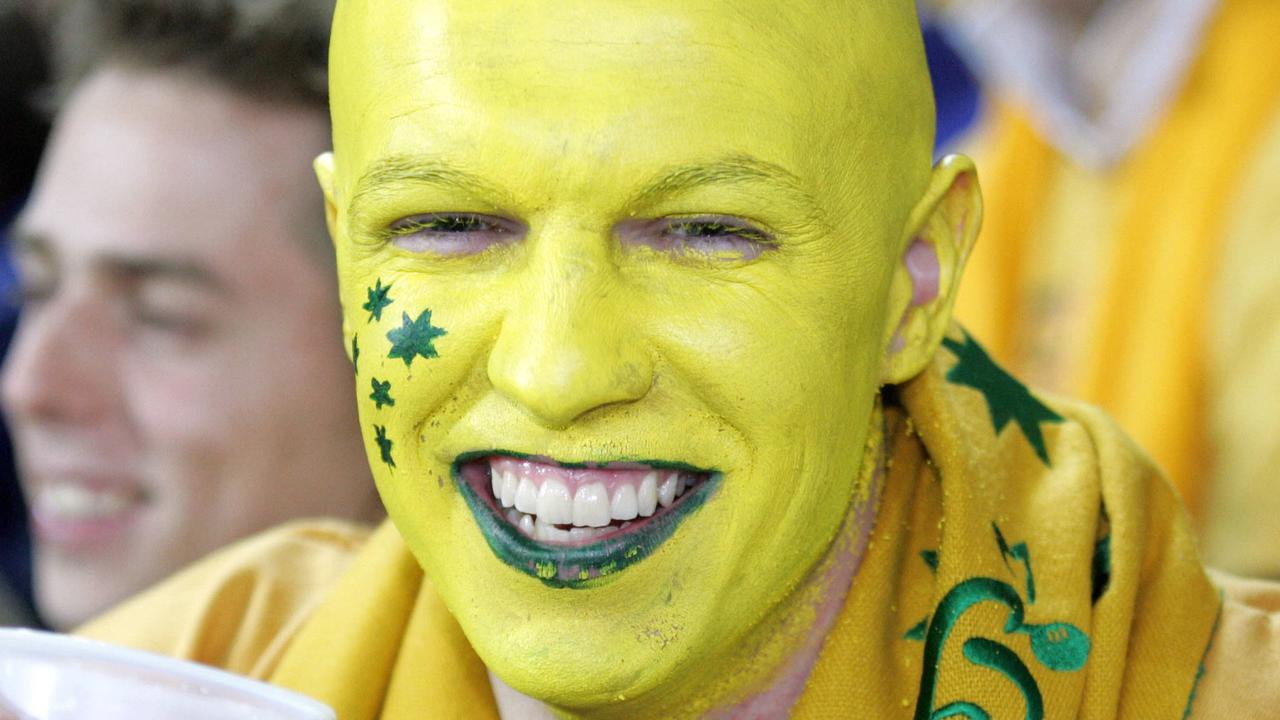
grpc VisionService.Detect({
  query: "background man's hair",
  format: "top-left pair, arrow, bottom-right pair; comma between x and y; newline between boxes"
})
51,0 -> 334,111
47,0 -> 339,260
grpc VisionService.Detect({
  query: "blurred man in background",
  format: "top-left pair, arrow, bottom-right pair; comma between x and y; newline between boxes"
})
928,0 -> 1280,577
2,0 -> 379,630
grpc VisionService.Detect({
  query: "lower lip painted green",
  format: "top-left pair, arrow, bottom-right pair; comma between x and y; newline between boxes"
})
453,459 -> 721,589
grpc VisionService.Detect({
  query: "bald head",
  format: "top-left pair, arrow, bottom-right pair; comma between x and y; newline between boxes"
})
318,3 -> 978,714
326,0 -> 936,235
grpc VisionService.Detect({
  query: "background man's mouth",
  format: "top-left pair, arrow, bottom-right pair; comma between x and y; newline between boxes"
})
454,453 -> 718,587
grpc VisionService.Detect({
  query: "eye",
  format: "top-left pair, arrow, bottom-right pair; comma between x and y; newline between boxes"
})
385,213 -> 523,256
125,280 -> 222,345
11,255 -> 57,308
128,307 -> 212,340
13,280 -> 55,308
620,215 -> 775,261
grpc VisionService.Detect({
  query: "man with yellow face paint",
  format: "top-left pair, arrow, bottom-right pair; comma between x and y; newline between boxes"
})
78,1 -> 1280,717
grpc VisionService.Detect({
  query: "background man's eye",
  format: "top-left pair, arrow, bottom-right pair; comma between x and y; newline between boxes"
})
129,309 -> 212,340
620,216 -> 775,261
13,281 -> 55,308
385,213 -> 524,256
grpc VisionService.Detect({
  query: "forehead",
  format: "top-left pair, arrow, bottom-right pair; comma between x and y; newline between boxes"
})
22,65 -> 328,269
331,2 -> 852,196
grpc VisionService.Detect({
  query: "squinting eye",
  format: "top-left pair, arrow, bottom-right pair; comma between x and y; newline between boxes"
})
13,281 -> 54,308
385,213 -> 524,256
619,215 -> 775,261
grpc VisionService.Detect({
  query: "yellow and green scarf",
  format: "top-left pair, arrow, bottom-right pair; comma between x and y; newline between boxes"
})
255,328 -> 1220,719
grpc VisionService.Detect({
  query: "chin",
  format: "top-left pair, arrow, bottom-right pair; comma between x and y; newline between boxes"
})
35,559 -> 122,630
433,503 -> 764,714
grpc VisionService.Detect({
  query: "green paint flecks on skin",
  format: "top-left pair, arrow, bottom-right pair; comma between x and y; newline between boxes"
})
362,279 -> 394,322
370,377 -> 395,409
387,309 -> 447,368
942,331 -> 1064,466
374,424 -> 395,468
453,455 -> 721,589
352,335 -> 361,375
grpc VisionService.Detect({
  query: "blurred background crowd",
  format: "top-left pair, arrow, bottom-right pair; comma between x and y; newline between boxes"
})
0,0 -> 1277,629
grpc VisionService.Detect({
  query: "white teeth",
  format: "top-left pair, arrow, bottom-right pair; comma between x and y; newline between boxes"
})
536,479 -> 573,525
500,471 -> 518,508
657,472 -> 678,508
42,485 -> 131,519
534,516 -> 570,543
637,472 -> 658,517
493,463 -> 701,542
572,483 -> 611,528
610,484 -> 638,521
568,526 -> 607,542
515,477 -> 538,514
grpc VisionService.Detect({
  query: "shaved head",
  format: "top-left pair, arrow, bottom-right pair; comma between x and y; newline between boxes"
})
327,0 -> 936,239
318,2 -> 973,716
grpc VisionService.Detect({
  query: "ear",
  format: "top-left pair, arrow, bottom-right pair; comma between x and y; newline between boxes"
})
314,151 -> 340,245
879,154 -> 982,384
315,151 -> 356,364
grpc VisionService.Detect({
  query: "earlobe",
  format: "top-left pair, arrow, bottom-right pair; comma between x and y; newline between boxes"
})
880,154 -> 982,384
314,152 -> 340,243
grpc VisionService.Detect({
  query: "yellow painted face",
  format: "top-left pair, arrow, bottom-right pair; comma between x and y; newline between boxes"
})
322,0 -> 949,712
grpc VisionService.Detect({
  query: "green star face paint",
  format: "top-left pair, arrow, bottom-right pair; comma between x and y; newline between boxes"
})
362,279 -> 394,322
369,378 -> 395,409
386,310 -> 446,368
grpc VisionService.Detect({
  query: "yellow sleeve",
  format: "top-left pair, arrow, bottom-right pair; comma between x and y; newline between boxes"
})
1191,571 -> 1280,718
1202,109 -> 1280,578
74,518 -> 370,679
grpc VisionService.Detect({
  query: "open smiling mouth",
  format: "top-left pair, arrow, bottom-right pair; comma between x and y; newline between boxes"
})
453,453 -> 721,588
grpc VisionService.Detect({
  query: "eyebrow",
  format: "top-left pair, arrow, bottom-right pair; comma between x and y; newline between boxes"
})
349,153 -> 823,227
628,155 -> 821,214
8,227 -> 229,295
349,156 -> 511,228
101,256 -> 231,295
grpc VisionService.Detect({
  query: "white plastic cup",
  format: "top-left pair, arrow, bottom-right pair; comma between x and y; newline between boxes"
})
0,629 -> 335,720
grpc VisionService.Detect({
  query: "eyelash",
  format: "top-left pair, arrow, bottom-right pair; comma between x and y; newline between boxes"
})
388,214 -> 506,236
664,219 -> 772,244
379,213 -> 775,260
380,213 -> 520,256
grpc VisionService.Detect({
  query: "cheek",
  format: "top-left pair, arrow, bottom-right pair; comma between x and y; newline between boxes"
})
652,269 -> 886,439
121,350 -> 234,441
344,272 -> 494,468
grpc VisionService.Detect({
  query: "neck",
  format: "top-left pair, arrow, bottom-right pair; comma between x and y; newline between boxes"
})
491,415 -> 887,720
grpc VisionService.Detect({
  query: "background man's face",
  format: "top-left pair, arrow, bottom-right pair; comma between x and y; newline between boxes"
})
326,0 -> 932,711
3,65 -> 372,629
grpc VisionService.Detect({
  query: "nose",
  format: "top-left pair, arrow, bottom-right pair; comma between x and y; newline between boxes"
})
1,293 -> 120,428
487,233 -> 654,428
